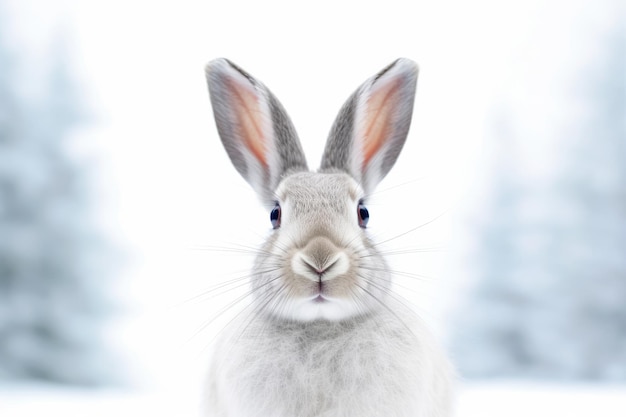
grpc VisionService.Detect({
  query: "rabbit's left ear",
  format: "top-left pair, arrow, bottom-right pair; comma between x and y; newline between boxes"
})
320,58 -> 418,195
206,59 -> 308,206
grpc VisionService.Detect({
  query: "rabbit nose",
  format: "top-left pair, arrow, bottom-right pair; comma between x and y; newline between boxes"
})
302,257 -> 337,277
292,237 -> 350,282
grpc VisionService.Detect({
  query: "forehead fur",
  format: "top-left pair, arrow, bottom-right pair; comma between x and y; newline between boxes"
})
276,172 -> 362,209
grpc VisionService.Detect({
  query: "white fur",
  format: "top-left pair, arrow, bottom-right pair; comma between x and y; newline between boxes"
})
205,173 -> 455,417
208,306 -> 454,417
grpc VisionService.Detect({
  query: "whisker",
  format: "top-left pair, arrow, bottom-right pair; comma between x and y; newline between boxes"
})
348,287 -> 372,319
359,272 -> 427,297
358,272 -> 438,324
186,288 -> 256,345
191,244 -> 283,259
179,265 -> 282,305
365,178 -> 427,198
233,282 -> 287,343
359,274 -> 421,316
219,285 -> 278,348
256,285 -> 293,340
187,273 -> 284,345
359,265 -> 435,282
268,236 -> 291,255
195,275 -> 285,358
354,281 -> 418,340
360,246 -> 447,257
341,228 -> 366,250
194,295 -> 258,358
180,277 -> 250,305
232,241 -> 286,256
271,284 -> 294,323
371,207 -> 453,247
349,288 -> 393,338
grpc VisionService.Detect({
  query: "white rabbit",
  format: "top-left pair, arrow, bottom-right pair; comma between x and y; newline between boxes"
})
204,58 -> 454,417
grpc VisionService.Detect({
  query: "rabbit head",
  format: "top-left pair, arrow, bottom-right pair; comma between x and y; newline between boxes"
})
205,58 -> 418,322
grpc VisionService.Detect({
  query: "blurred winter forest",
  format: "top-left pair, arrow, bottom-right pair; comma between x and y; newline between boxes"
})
450,11 -> 626,380
0,0 -> 625,394
0,1 -> 115,385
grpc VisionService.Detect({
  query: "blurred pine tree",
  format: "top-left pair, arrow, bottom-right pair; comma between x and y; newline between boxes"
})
451,11 -> 626,381
0,3 -> 116,386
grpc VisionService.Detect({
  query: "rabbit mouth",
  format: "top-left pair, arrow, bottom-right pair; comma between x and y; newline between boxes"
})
307,293 -> 329,303
313,294 -> 327,303
287,294 -> 358,321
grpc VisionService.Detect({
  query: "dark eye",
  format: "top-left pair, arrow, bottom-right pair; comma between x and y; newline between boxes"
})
270,203 -> 281,229
358,201 -> 369,228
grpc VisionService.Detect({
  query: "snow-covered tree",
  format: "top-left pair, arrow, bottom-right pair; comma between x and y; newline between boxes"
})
451,13 -> 626,380
544,21 -> 626,379
450,109 -> 535,377
0,4 -> 116,385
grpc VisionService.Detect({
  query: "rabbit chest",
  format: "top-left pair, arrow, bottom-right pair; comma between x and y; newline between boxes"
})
209,311 -> 451,417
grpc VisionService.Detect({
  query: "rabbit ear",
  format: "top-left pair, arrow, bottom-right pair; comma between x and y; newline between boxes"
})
320,58 -> 418,194
206,58 -> 308,205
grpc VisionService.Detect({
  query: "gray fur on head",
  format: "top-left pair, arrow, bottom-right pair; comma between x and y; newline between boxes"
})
204,58 -> 453,417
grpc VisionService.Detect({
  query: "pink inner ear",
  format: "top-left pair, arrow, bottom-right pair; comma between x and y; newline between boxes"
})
361,79 -> 402,168
226,77 -> 268,168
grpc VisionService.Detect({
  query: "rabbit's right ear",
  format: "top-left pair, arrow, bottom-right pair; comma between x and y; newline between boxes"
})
320,59 -> 418,195
205,59 -> 308,206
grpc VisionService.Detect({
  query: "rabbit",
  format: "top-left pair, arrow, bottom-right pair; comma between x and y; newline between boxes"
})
203,58 -> 455,417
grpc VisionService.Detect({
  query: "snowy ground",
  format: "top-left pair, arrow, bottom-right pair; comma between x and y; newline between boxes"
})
1,381 -> 625,417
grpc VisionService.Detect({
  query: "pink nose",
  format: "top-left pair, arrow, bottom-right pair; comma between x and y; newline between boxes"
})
302,258 -> 338,277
